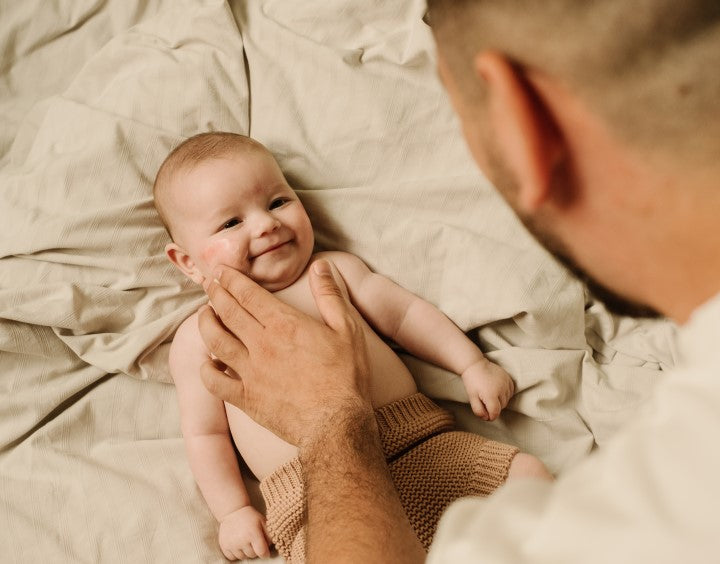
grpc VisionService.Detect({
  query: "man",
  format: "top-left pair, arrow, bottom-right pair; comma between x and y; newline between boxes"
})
198,1 -> 720,561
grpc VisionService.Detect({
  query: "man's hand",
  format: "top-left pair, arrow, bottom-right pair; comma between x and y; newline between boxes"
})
460,358 -> 515,420
217,506 -> 270,561
200,260 -> 425,563
197,259 -> 373,446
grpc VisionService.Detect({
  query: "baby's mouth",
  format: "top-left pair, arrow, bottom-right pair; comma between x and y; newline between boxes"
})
252,240 -> 290,259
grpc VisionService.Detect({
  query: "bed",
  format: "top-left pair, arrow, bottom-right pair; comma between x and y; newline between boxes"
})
0,1 -> 678,562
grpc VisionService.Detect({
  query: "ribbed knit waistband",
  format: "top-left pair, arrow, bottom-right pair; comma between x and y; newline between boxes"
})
260,393 -> 455,508
375,392 -> 455,459
260,457 -> 304,516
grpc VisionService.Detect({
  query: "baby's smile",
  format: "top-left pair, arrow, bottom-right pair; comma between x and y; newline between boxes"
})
251,239 -> 292,260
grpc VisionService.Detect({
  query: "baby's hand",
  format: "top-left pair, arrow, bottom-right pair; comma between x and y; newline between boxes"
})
218,505 -> 271,561
461,358 -> 515,421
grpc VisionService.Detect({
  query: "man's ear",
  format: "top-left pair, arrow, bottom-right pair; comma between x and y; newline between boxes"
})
474,51 -> 564,213
165,242 -> 204,285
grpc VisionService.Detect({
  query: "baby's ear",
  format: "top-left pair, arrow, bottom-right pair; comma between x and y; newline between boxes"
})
165,243 -> 204,285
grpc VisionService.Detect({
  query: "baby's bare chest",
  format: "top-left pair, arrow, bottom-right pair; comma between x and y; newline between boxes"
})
272,268 -> 329,321
272,268 -> 417,401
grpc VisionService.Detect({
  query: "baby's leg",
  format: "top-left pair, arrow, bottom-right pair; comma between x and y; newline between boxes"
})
506,452 -> 554,481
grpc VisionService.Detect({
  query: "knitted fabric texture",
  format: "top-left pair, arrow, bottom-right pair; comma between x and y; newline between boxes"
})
259,392 -> 519,562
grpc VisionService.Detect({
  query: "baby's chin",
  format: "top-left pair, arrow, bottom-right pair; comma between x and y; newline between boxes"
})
252,250 -> 314,291
197,267 -> 301,293
256,271 -> 303,292
202,248 -> 312,292
258,280 -> 294,292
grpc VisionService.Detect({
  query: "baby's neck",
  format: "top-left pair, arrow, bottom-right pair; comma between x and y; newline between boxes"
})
257,255 -> 316,294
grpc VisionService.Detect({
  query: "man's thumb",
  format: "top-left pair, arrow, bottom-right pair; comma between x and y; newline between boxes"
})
309,259 -> 353,331
200,359 -> 245,407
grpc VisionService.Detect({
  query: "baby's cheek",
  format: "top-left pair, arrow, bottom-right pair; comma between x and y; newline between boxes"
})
201,238 -> 235,271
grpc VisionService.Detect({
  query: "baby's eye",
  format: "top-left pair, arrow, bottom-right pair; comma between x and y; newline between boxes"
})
269,198 -> 290,210
222,218 -> 241,230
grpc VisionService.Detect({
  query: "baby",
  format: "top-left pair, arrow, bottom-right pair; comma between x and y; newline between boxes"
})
154,132 -> 551,562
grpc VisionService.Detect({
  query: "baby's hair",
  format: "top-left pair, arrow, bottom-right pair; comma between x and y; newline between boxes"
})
153,132 -> 266,240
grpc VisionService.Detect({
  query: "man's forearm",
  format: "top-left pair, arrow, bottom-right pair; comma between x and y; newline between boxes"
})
300,403 -> 425,563
200,263 -> 423,558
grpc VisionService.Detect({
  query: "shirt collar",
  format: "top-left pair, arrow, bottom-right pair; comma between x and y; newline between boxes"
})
677,291 -> 720,365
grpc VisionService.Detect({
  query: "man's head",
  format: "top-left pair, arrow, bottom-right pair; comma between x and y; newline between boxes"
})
153,132 -> 314,291
428,0 -> 720,320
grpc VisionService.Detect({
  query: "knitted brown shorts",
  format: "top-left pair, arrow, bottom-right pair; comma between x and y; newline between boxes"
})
259,393 -> 519,562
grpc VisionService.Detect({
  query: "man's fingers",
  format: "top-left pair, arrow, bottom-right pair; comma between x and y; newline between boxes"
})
205,277 -> 263,340
197,301 -> 260,413
309,259 -> 355,333
200,359 -> 246,407
197,304 -> 249,366
215,265 -> 286,324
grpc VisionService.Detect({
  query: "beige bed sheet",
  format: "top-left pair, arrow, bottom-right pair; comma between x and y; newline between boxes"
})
0,1 -> 677,562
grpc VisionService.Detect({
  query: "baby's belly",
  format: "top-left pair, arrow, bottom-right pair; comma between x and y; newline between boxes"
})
363,326 -> 419,407
227,326 -> 417,482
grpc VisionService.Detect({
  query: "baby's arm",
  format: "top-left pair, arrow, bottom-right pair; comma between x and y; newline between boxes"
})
325,252 -> 514,420
169,314 -> 269,561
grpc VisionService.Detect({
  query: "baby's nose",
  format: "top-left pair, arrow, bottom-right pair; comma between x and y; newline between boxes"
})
252,212 -> 280,237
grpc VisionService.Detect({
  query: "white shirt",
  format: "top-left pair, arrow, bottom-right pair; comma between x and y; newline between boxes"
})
428,292 -> 720,564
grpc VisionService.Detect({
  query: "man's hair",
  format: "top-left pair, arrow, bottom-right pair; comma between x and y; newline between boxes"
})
427,0 -> 720,164
153,132 -> 265,239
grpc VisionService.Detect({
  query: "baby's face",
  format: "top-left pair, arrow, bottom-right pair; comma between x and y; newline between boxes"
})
167,151 -> 314,291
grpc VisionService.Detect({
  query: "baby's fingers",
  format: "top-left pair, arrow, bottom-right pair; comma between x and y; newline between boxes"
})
240,544 -> 258,559
469,394 -> 489,420
502,390 -> 513,407
220,546 -> 238,561
484,396 -> 502,421
251,532 -> 271,559
504,378 -> 515,402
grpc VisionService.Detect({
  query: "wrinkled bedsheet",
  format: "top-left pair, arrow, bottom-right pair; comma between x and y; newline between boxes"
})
0,1 -> 677,562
